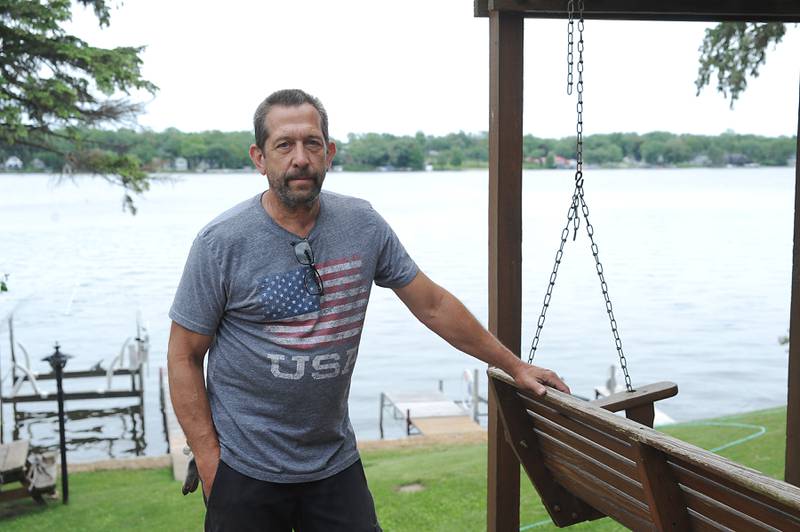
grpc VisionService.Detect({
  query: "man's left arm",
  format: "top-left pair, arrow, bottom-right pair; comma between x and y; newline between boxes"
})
393,272 -> 570,396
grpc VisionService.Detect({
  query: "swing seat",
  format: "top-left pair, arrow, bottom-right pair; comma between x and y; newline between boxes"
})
489,367 -> 800,530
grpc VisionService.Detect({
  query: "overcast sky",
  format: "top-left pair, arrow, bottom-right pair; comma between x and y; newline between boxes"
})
67,1 -> 799,140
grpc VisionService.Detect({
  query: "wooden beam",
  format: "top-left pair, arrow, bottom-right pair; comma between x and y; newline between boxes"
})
591,381 -> 678,411
25,368 -> 140,380
625,404 -> 655,428
481,0 -> 800,22
634,442 -> 690,530
2,390 -> 142,403
0,488 -> 32,503
474,0 -> 489,18
492,378 -> 604,527
487,9 -> 523,532
788,80 -> 800,487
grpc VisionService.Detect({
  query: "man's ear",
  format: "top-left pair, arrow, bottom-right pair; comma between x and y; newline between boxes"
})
326,141 -> 337,169
249,144 -> 266,175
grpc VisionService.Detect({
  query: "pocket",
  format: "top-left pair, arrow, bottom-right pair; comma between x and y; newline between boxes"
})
204,460 -> 225,507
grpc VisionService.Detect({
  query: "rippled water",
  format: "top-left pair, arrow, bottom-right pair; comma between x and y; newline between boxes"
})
0,168 -> 793,461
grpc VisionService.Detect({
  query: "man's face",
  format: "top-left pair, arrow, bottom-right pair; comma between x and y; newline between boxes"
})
249,103 -> 336,209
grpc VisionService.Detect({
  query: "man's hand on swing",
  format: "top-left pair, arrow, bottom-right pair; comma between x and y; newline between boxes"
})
512,363 -> 570,396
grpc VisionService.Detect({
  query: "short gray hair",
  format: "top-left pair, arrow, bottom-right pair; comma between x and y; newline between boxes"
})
253,89 -> 329,149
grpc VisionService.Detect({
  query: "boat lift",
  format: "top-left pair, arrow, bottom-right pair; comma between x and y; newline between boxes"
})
0,316 -> 148,443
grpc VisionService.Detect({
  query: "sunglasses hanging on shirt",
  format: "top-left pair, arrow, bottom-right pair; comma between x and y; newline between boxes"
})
291,239 -> 325,296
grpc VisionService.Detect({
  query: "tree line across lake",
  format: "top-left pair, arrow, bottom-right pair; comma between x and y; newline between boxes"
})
1,128 -> 796,173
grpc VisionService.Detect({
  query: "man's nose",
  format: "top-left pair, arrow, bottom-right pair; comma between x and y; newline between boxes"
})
292,143 -> 310,167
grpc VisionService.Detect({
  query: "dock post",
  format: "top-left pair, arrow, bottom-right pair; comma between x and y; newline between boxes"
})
160,367 -> 170,450
138,364 -> 145,417
8,317 -> 17,425
378,393 -> 385,439
473,368 -> 480,422
130,360 -> 136,392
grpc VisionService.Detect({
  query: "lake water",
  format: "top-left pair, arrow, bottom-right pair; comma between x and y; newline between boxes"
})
0,168 -> 794,462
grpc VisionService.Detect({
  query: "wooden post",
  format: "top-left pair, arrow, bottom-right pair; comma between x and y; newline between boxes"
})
634,442 -> 690,530
487,9 -> 524,532
788,80 -> 800,487
379,393 -> 385,439
492,377 -> 601,527
473,368 -> 480,422
8,317 -> 17,426
138,365 -> 145,419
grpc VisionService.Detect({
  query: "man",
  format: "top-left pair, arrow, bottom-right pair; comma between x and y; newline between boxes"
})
168,89 -> 569,531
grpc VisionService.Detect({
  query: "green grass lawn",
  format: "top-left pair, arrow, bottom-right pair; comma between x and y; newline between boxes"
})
0,407 -> 788,531
0,466 -> 206,531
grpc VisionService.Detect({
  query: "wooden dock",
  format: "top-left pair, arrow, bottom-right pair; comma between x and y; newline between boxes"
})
380,390 -> 484,437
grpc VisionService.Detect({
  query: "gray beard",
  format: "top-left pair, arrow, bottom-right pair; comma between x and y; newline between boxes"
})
272,173 -> 324,209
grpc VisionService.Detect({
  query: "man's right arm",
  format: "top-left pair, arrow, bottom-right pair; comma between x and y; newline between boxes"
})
167,320 -> 218,497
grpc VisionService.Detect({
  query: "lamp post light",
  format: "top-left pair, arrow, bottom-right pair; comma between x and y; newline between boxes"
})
43,342 -> 72,504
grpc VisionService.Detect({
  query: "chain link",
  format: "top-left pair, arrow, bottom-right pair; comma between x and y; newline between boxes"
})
527,0 -> 633,393
566,0 -> 574,94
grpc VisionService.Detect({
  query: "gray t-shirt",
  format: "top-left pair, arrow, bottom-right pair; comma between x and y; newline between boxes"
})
169,190 -> 418,483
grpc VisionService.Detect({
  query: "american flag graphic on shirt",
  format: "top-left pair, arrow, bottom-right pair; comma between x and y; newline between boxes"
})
258,255 -> 368,350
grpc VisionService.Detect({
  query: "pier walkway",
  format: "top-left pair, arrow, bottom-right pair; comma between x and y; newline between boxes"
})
379,390 -> 484,437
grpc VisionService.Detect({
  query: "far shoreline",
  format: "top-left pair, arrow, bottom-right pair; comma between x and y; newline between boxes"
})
1,162 -> 796,179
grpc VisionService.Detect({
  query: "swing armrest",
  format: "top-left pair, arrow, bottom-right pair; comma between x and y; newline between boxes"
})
487,367 -> 677,426
591,381 -> 678,412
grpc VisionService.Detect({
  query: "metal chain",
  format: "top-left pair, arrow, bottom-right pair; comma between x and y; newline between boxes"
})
575,1 -> 584,184
527,0 -> 633,393
566,0 -> 575,94
529,0 -> 582,366
526,187 -> 581,362
576,192 -> 633,391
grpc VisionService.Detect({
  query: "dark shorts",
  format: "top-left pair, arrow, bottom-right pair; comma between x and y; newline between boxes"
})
204,459 -> 382,532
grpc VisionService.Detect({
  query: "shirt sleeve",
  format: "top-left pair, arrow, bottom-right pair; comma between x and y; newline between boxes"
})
372,209 -> 419,289
169,232 -> 228,336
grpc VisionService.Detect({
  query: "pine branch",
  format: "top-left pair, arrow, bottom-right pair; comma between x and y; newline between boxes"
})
696,22 -> 788,107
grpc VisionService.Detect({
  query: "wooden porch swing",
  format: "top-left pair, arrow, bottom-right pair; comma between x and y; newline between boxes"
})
477,1 -> 800,530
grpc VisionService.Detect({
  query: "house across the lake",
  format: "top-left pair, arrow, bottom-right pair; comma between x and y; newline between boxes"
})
3,156 -> 23,170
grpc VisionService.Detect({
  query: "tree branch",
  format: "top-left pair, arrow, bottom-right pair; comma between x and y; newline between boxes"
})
696,22 -> 788,107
